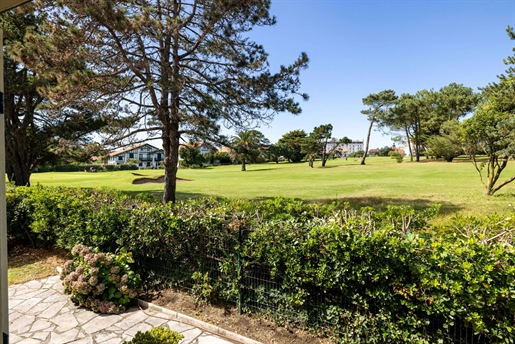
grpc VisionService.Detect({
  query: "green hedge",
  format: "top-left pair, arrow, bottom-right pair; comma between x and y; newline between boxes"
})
6,185 -> 515,343
34,164 -> 138,173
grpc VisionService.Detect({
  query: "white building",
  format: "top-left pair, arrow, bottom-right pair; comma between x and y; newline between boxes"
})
326,138 -> 364,157
180,142 -> 214,155
107,143 -> 164,168
344,140 -> 364,154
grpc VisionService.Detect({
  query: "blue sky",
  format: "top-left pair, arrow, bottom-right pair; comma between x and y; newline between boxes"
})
230,0 -> 515,148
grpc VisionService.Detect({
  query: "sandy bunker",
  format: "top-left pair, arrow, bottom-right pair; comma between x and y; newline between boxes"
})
132,174 -> 190,184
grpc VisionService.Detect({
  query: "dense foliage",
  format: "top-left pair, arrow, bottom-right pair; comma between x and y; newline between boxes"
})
6,186 -> 515,342
0,9 -> 108,186
34,164 -> 139,173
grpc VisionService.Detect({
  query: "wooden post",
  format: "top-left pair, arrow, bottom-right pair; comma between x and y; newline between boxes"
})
0,28 -> 9,344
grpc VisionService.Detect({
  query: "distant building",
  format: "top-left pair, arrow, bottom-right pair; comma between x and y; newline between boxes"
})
345,140 -> 364,154
392,144 -> 407,156
180,142 -> 215,155
325,138 -> 364,157
325,138 -> 341,152
369,148 -> 380,156
107,143 -> 164,168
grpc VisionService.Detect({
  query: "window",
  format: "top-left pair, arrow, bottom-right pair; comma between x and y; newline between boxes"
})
129,153 -> 134,158
118,156 -> 124,161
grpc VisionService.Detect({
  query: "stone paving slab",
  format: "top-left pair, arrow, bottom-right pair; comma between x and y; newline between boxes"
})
8,275 -> 261,344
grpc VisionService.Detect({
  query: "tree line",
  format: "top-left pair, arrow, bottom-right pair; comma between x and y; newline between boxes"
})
180,124 -> 357,170
361,32 -> 515,196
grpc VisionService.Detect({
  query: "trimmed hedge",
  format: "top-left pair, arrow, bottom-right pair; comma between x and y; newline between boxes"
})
6,185 -> 515,343
34,164 -> 138,173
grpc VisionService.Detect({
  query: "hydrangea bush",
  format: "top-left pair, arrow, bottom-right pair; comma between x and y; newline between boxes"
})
60,244 -> 141,314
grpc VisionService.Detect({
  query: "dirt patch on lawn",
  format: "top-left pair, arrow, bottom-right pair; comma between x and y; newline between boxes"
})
8,247 -> 70,285
132,176 -> 191,184
147,289 -> 333,344
8,246 -> 69,268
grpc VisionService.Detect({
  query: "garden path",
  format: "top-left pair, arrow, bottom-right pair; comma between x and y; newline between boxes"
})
8,275 -> 260,344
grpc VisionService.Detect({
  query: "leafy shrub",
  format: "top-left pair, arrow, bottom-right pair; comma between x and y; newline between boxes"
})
388,150 -> 404,163
7,186 -> 515,342
243,216 -> 515,343
348,150 -> 364,158
179,146 -> 206,167
191,271 -> 219,305
60,244 -> 141,314
123,327 -> 183,344
210,151 -> 232,165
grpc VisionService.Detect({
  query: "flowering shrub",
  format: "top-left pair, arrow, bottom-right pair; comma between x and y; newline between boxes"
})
60,244 -> 141,314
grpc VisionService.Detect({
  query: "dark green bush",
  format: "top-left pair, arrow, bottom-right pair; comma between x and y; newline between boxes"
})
123,327 -> 183,344
34,164 -> 138,173
242,214 -> 515,342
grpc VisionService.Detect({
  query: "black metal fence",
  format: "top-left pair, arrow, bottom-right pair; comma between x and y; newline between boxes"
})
138,227 -> 501,344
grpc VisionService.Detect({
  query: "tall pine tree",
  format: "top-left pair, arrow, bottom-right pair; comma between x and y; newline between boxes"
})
22,0 -> 309,202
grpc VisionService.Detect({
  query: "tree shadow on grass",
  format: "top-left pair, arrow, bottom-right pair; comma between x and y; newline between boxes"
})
316,165 -> 341,169
243,168 -> 276,172
308,196 -> 463,215
121,190 -> 210,202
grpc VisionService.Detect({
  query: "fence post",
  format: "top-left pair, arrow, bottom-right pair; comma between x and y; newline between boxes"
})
237,226 -> 242,315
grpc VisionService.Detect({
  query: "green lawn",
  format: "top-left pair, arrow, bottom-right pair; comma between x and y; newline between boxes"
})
29,157 -> 515,219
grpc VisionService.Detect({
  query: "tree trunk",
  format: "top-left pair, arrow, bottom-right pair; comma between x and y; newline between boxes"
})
241,159 -> 246,171
415,119 -> 421,162
4,88 -> 33,186
361,117 -> 375,165
6,163 -> 15,183
405,127 -> 413,162
321,139 -> 327,167
5,128 -> 32,186
308,156 -> 313,168
162,119 -> 180,203
162,10 -> 181,204
6,160 -> 31,186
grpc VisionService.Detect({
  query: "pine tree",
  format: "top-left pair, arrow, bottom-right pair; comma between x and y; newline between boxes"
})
21,0 -> 309,202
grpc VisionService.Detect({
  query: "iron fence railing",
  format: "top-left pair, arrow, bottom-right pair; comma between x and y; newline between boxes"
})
138,227 -> 504,344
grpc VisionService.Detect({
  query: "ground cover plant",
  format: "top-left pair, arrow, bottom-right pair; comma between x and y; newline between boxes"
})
6,185 -> 515,342
122,327 -> 183,344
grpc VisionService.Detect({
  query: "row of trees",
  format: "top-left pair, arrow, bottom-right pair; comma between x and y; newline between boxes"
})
360,26 -> 515,195
179,124 -> 353,170
360,83 -> 478,164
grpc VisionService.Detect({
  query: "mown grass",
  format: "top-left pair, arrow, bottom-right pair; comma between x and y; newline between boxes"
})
9,157 -> 515,284
30,156 -> 515,220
